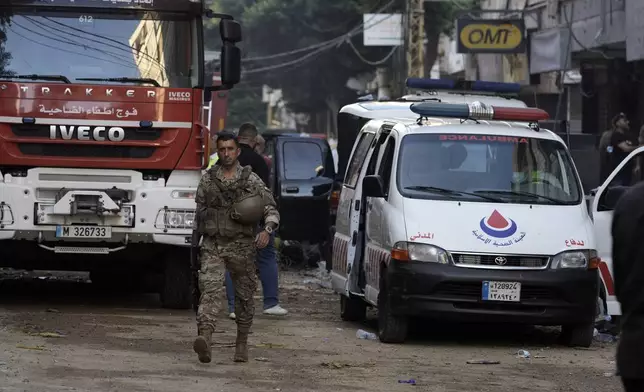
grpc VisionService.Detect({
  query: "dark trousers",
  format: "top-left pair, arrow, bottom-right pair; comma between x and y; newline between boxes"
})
622,378 -> 644,392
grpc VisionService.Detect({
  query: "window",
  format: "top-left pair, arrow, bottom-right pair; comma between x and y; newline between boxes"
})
397,134 -> 582,205
0,9 -> 200,88
378,137 -> 396,196
283,141 -> 324,180
345,133 -> 375,188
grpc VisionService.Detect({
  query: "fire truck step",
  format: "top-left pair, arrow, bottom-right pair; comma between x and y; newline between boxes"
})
53,246 -> 110,254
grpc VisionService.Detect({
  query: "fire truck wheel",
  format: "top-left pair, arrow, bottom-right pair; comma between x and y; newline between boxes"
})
160,250 -> 192,310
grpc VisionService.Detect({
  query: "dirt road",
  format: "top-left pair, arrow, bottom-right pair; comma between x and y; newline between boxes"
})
0,268 -> 621,392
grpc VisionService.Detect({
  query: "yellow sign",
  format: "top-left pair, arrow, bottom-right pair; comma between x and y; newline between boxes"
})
457,19 -> 525,54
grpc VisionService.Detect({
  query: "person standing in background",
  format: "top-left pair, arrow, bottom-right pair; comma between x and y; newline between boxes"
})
607,113 -> 638,186
207,133 -> 219,169
611,180 -> 644,391
224,123 -> 288,318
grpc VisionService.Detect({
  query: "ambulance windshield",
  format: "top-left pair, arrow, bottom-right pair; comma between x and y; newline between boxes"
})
397,133 -> 582,205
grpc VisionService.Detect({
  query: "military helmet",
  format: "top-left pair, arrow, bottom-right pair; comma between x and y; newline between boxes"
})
229,193 -> 265,224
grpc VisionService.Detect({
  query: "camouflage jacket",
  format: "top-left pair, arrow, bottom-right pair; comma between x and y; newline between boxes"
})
195,162 -> 279,238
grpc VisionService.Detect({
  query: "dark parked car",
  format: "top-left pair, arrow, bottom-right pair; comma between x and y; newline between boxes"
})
261,130 -> 336,266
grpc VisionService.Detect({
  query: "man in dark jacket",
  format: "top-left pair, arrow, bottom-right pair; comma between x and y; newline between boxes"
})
224,123 -> 288,317
611,181 -> 644,391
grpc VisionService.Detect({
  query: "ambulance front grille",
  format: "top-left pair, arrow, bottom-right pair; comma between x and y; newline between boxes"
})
451,253 -> 549,270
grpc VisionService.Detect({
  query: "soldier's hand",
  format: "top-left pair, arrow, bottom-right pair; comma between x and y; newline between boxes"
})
255,231 -> 270,249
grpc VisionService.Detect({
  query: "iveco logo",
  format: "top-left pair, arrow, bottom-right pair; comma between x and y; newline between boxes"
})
49,125 -> 125,142
494,256 -> 508,266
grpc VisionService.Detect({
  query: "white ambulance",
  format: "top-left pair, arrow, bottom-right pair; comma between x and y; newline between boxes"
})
331,100 -> 600,347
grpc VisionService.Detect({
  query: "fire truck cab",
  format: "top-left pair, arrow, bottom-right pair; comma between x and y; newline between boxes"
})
0,0 -> 242,309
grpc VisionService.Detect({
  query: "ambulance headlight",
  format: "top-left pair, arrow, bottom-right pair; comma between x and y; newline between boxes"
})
550,250 -> 599,269
392,242 -> 450,264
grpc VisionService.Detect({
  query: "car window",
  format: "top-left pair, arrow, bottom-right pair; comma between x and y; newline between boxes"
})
283,141 -> 324,180
345,132 -> 375,188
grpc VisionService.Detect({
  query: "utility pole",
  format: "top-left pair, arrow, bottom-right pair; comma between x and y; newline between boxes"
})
406,0 -> 425,78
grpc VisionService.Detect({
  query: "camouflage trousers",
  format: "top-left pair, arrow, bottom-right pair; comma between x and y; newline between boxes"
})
196,235 -> 257,334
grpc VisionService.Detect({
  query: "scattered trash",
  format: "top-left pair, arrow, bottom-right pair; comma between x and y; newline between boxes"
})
211,341 -> 236,347
594,328 -> 617,343
34,332 -> 66,338
398,379 -> 416,385
256,343 -> 286,349
466,360 -> 500,365
517,349 -> 531,359
16,344 -> 47,351
604,372 -> 615,377
45,308 -> 60,313
356,329 -> 378,340
321,361 -> 348,369
254,357 -> 269,362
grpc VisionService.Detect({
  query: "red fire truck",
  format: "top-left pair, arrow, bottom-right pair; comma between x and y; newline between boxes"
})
0,0 -> 241,309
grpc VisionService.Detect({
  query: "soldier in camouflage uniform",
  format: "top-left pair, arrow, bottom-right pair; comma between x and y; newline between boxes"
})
193,131 -> 280,363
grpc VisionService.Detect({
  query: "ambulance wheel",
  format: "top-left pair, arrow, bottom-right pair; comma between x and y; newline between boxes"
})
560,322 -> 594,348
340,294 -> 366,321
160,249 -> 192,310
377,275 -> 408,343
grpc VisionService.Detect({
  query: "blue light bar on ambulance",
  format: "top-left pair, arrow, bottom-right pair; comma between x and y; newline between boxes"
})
409,102 -> 550,122
405,78 -> 456,90
406,78 -> 522,94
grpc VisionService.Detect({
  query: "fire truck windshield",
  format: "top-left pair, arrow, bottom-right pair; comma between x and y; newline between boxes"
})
0,9 -> 200,88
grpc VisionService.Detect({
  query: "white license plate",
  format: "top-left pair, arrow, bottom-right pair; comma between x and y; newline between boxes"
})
55,225 -> 112,239
482,281 -> 521,302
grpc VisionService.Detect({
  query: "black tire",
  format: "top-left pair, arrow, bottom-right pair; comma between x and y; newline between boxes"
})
340,294 -> 367,321
160,248 -> 192,310
560,322 -> 594,347
377,274 -> 408,343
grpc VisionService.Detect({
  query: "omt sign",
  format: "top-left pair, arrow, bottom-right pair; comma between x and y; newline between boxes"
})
456,18 -> 526,54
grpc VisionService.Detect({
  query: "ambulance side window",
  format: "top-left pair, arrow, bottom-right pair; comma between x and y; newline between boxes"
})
377,137 -> 396,198
345,133 -> 375,188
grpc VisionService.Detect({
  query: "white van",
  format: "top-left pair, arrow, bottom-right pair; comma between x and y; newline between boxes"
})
331,101 -> 600,347
589,145 -> 644,317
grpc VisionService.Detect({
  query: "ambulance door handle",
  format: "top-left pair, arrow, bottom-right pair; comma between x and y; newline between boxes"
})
285,186 -> 299,193
351,231 -> 357,245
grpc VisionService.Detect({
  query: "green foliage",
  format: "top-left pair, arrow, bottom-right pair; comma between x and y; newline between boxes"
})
0,14 -> 13,75
208,0 -> 469,119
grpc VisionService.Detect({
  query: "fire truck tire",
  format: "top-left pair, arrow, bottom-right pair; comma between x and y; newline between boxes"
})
340,294 -> 366,322
377,273 -> 408,344
160,251 -> 192,310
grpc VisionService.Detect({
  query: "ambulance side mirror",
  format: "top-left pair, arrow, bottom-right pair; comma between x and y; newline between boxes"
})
363,175 -> 385,198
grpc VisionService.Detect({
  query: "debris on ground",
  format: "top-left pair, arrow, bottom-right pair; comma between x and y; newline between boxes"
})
398,379 -> 416,385
16,344 -> 47,351
356,329 -> 378,340
466,360 -> 501,365
517,349 -> 531,359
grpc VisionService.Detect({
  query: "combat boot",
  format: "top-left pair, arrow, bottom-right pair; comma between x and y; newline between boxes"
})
193,326 -> 213,363
233,331 -> 249,362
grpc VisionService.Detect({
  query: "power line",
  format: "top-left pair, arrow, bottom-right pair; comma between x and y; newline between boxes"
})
346,37 -> 399,66
241,0 -> 398,62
